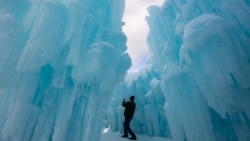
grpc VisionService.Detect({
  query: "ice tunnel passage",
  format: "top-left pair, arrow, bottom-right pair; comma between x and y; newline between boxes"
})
0,0 -> 250,141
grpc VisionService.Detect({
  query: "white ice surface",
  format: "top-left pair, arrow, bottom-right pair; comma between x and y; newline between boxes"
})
101,131 -> 170,141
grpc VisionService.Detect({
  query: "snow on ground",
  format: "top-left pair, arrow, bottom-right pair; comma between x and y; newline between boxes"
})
101,131 -> 171,141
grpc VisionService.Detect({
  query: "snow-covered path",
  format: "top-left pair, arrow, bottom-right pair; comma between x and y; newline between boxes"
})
101,131 -> 171,141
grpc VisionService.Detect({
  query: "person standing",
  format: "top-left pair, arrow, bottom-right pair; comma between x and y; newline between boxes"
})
121,96 -> 136,140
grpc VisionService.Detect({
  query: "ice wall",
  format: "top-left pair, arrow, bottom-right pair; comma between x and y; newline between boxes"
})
109,0 -> 250,141
0,0 -> 131,141
146,0 -> 250,140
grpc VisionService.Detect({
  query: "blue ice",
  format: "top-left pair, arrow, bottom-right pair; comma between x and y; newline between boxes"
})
0,0 -> 250,141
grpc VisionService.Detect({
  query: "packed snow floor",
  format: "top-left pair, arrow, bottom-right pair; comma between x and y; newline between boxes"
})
101,131 -> 171,141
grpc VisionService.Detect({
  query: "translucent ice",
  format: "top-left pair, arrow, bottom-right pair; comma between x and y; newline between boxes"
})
107,0 -> 250,141
1,0 -> 250,141
0,0 -> 130,141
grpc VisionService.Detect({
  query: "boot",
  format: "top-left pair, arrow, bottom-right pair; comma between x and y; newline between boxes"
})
121,134 -> 128,138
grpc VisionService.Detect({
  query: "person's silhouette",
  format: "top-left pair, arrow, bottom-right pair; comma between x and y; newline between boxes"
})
121,96 -> 136,140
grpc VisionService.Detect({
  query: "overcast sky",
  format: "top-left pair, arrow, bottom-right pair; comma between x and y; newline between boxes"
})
123,0 -> 164,71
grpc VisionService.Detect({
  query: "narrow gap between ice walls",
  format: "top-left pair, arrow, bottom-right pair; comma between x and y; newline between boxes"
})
102,0 -> 172,139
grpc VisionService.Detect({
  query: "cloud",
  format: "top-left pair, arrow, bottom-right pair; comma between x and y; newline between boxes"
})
123,0 -> 163,71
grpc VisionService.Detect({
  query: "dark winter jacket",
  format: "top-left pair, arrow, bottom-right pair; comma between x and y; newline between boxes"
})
122,100 -> 136,119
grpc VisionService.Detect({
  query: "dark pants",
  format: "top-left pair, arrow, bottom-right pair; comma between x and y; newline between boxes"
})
123,117 -> 136,138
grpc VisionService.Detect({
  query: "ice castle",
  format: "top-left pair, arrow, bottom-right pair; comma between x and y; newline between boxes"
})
0,0 -> 250,141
